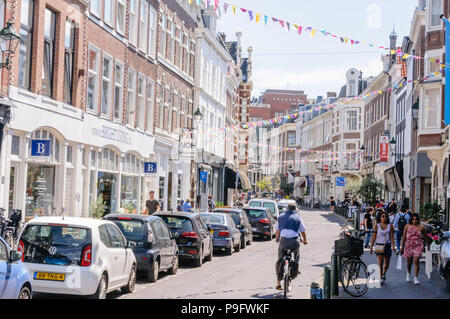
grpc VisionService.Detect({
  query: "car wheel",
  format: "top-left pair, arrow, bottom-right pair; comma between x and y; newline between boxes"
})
241,236 -> 247,249
147,260 -> 159,283
90,273 -> 108,299
17,286 -> 32,299
194,247 -> 203,267
235,239 -> 241,252
121,265 -> 136,294
204,243 -> 213,262
226,244 -> 233,256
167,254 -> 179,275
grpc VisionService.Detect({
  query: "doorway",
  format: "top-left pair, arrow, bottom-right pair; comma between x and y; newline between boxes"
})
97,172 -> 117,216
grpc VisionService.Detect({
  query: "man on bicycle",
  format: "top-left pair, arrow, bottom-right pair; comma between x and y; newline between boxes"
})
275,203 -> 307,290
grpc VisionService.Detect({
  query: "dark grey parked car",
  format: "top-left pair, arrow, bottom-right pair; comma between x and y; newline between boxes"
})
200,213 -> 241,255
213,208 -> 253,249
243,207 -> 276,240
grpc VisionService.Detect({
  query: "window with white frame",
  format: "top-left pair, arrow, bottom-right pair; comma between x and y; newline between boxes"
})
116,0 -> 126,34
90,0 -> 100,16
127,68 -> 136,126
113,60 -> 124,120
423,87 -> 440,129
87,45 -> 100,111
430,0 -> 442,27
346,110 -> 357,131
159,14 -> 166,58
137,74 -> 146,130
101,53 -> 113,116
169,23 -> 175,63
129,0 -> 138,45
146,79 -> 154,132
139,0 -> 148,53
148,6 -> 157,57
104,0 -> 114,26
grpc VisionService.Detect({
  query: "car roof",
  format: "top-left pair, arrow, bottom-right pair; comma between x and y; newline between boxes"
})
242,206 -> 268,211
249,199 -> 277,203
213,208 -> 243,213
103,213 -> 157,221
24,216 -> 113,228
154,211 -> 198,219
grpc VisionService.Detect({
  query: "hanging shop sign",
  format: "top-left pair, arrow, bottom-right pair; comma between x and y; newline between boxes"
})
380,135 -> 389,163
31,139 -> 51,158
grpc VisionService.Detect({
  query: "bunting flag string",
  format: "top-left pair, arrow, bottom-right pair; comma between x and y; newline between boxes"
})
195,0 -> 445,69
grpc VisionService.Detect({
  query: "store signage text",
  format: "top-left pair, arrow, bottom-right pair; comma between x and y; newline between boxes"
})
380,135 -> 389,163
92,125 -> 132,145
31,139 -> 51,157
144,162 -> 157,174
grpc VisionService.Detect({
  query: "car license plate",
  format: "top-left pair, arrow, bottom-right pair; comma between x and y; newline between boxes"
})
34,272 -> 65,282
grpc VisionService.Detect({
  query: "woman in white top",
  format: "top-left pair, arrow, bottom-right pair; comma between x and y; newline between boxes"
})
370,210 -> 396,285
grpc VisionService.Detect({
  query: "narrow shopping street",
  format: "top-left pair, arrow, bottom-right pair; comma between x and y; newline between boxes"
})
115,209 -> 340,299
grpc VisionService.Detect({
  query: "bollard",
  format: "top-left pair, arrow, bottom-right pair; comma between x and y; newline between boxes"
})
310,282 -> 323,299
331,253 -> 339,297
323,266 -> 331,299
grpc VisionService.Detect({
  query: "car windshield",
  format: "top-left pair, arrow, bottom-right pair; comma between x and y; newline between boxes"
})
20,225 -> 91,266
214,210 -> 241,225
244,209 -> 267,219
110,219 -> 146,242
263,203 -> 275,214
249,201 -> 262,207
159,216 -> 193,233
201,214 -> 225,225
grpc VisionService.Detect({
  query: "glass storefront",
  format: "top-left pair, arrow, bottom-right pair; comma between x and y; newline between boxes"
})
97,172 -> 118,216
8,166 -> 16,212
25,164 -> 55,218
121,175 -> 140,213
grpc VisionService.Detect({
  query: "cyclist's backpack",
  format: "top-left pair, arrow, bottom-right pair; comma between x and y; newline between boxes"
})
398,214 -> 407,231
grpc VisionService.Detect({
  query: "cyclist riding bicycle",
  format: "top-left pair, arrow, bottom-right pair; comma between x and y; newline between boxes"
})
275,203 -> 307,290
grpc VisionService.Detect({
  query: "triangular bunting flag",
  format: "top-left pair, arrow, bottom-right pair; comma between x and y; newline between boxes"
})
256,13 -> 261,23
248,10 -> 253,21
232,5 -> 236,15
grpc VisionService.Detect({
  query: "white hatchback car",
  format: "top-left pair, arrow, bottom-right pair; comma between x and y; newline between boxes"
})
248,199 -> 280,219
18,217 -> 137,299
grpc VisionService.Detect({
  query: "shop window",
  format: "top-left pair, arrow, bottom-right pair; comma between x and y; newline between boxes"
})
25,164 -> 55,218
11,135 -> 20,155
423,88 -> 440,129
19,0 -> 33,89
66,145 -> 73,163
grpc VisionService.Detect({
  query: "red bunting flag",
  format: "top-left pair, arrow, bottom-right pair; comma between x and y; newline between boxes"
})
215,0 -> 219,11
241,8 -> 247,13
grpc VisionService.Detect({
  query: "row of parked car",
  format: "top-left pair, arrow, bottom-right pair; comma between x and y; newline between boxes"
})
0,198 -> 291,299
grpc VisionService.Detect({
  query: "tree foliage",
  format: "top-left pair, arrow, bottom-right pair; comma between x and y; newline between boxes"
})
90,194 -> 106,219
420,200 -> 445,222
358,175 -> 383,206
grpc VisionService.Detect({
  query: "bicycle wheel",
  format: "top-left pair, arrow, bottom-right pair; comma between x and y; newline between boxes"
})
283,260 -> 290,298
340,258 -> 369,297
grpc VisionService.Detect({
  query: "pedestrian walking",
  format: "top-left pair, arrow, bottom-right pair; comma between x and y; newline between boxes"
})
145,191 -> 161,215
386,199 -> 397,215
176,200 -> 184,212
182,199 -> 193,212
394,206 -> 410,252
363,207 -> 375,248
330,197 -> 336,213
370,211 -> 397,285
208,195 -> 215,212
400,213 -> 426,285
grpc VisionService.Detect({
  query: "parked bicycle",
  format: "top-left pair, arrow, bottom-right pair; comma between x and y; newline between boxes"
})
334,219 -> 369,297
0,209 -> 23,248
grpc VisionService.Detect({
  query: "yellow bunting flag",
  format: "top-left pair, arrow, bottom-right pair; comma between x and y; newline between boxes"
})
256,13 -> 261,23
232,5 -> 236,15
311,29 -> 317,37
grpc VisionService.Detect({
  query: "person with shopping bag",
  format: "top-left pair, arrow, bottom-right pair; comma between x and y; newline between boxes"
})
370,211 -> 397,285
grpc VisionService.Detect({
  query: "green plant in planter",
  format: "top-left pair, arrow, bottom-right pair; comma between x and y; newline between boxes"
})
90,195 -> 106,219
121,201 -> 136,213
420,200 -> 445,222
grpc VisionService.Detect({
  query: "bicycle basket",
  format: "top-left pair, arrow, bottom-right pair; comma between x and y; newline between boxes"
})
335,236 -> 363,257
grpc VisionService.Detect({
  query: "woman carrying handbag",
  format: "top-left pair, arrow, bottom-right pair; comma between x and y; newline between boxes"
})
370,210 -> 397,285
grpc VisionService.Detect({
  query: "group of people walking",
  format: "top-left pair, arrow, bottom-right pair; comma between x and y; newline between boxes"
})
363,201 -> 427,285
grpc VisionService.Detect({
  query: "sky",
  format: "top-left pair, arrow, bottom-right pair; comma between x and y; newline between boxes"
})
216,0 -> 419,99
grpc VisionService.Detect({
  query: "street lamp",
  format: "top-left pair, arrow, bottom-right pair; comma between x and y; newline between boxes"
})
389,137 -> 404,161
0,22 -> 20,70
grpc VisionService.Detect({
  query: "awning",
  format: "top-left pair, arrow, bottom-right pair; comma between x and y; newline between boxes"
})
384,167 -> 397,193
238,170 -> 251,190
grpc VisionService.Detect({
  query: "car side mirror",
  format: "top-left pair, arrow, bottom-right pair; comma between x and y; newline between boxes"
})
127,241 -> 137,249
9,250 -> 21,262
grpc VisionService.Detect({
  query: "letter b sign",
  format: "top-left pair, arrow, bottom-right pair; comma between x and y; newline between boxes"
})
31,140 -> 51,157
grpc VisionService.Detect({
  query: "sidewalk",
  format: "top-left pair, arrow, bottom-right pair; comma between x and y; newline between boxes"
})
329,212 -> 450,299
